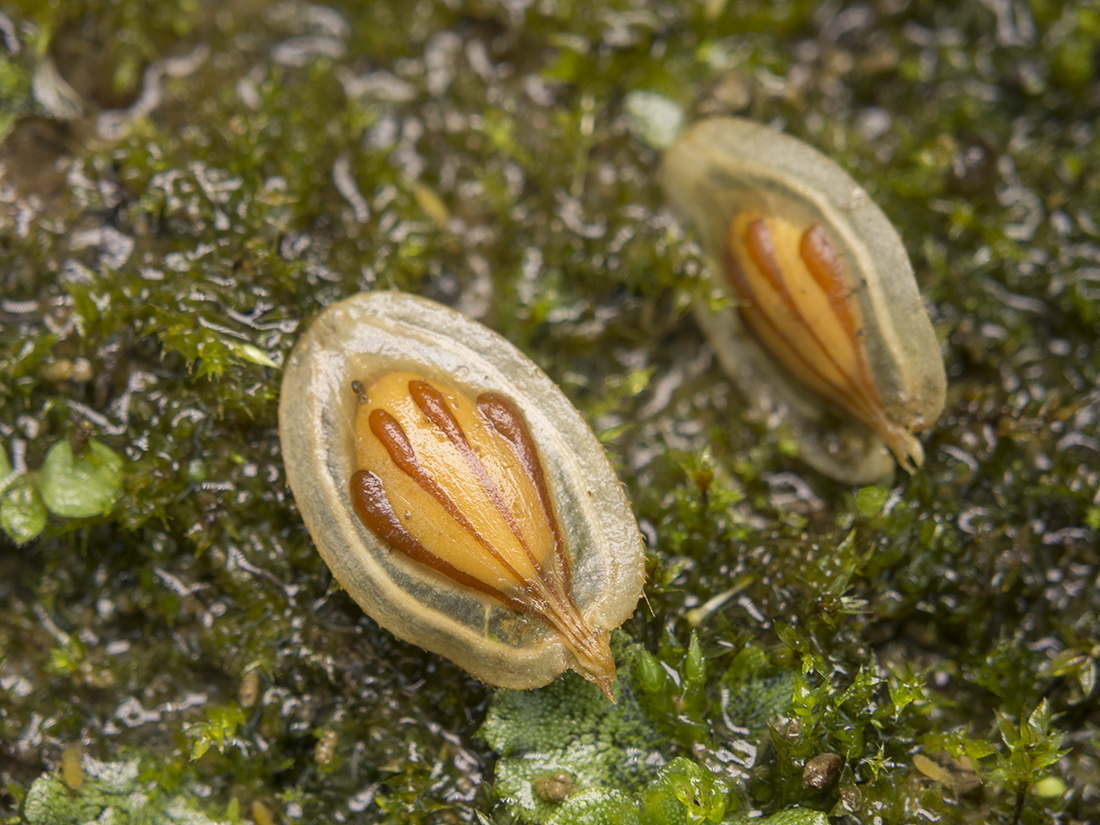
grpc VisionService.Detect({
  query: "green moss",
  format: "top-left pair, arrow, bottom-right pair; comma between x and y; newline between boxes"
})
480,638 -> 799,823
479,640 -> 662,823
23,756 -> 228,825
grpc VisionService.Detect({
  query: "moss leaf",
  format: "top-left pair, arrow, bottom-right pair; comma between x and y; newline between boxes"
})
547,789 -> 641,825
1,477 -> 47,544
1,444 -> 45,542
640,757 -> 732,825
38,439 -> 123,518
228,340 -> 278,368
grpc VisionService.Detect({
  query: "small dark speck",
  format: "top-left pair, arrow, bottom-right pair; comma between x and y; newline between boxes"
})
351,380 -> 368,404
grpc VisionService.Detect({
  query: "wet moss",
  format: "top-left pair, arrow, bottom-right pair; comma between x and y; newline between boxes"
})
1,0 -> 1098,823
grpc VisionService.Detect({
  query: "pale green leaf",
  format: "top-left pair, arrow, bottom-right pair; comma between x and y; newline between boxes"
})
1,480 -> 46,544
38,439 -> 123,518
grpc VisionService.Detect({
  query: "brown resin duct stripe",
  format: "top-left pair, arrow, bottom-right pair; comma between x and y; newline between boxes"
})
478,391 -> 572,594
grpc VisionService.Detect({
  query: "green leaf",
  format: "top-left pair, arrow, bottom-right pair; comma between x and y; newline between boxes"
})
190,738 -> 211,761
640,757 -> 732,825
636,649 -> 664,694
774,622 -> 801,652
185,704 -> 248,761
2,442 -> 45,542
45,637 -> 86,677
684,633 -> 705,686
228,340 -> 278,368
988,699 -> 1068,788
774,623 -> 824,675
549,789 -> 642,825
886,663 -> 927,718
1,479 -> 47,544
854,485 -> 888,518
38,439 -> 123,518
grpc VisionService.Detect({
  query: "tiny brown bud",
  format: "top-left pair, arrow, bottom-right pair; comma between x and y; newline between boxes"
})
802,752 -> 843,791
314,730 -> 338,767
70,420 -> 94,458
238,670 -> 260,708
533,772 -> 576,804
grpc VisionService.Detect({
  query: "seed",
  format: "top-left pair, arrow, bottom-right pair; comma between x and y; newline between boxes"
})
278,292 -> 645,697
661,117 -> 946,483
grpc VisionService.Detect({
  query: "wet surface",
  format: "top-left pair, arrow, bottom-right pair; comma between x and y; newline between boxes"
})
1,1 -> 1098,823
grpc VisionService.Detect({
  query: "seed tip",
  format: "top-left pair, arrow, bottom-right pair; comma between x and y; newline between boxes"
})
597,677 -> 617,704
571,630 -> 618,702
884,426 -> 924,472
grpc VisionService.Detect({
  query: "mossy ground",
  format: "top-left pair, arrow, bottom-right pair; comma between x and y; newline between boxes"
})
1,0 -> 1098,823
